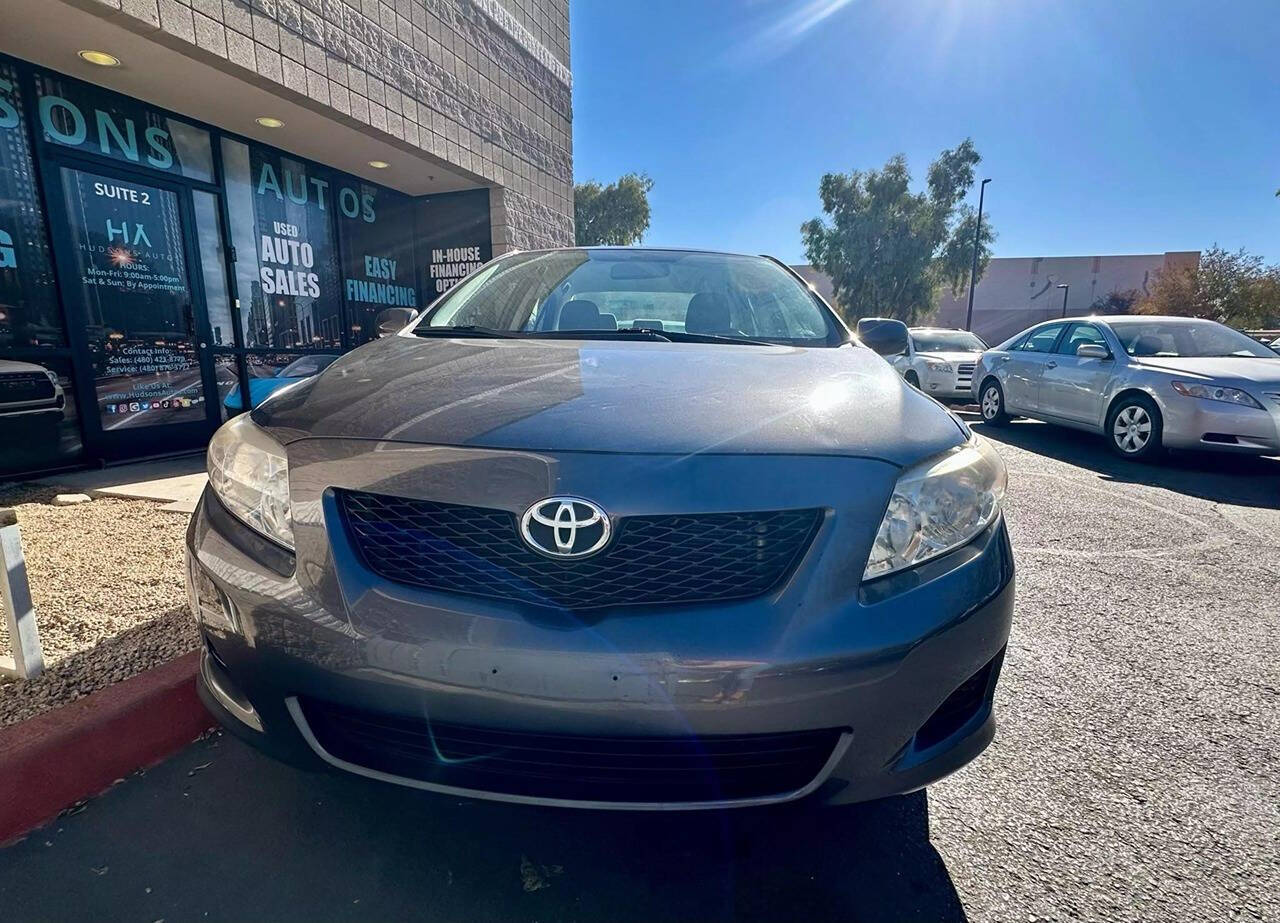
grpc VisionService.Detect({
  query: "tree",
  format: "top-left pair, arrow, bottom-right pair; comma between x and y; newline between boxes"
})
1134,246 -> 1280,328
1089,289 -> 1141,315
801,139 -> 995,324
574,173 -> 654,246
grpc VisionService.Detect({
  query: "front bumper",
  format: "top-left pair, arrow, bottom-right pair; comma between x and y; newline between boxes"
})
1159,393 -> 1280,454
920,367 -> 978,401
188,479 -> 1015,810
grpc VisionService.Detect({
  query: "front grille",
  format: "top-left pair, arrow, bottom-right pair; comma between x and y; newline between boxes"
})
339,490 -> 822,611
956,362 -> 976,387
299,697 -> 844,803
0,372 -> 55,404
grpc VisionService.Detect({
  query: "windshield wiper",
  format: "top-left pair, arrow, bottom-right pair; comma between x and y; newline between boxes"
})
538,326 -> 774,346
413,325 -> 519,339
660,330 -> 774,346
536,327 -> 672,342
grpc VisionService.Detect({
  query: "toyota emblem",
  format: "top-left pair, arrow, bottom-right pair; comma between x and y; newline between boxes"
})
519,497 -> 612,559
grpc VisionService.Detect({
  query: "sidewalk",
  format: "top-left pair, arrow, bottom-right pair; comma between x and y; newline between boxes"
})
35,455 -> 207,514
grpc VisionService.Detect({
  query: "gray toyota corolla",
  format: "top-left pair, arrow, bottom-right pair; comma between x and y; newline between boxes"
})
187,247 -> 1014,810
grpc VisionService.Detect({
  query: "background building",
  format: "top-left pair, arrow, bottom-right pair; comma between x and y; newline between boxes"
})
0,0 -> 573,476
795,251 -> 1201,344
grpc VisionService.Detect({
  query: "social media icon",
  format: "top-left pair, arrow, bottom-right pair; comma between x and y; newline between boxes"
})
129,402 -> 140,412
106,404 -> 116,414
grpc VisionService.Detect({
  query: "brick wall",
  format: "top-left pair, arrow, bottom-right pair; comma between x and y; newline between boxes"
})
81,0 -> 574,252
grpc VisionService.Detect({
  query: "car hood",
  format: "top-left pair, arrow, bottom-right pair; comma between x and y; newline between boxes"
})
254,335 -> 967,466
0,359 -> 48,375
916,351 -> 982,363
1132,356 -> 1280,386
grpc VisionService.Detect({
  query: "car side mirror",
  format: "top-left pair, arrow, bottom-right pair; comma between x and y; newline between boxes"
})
855,317 -> 910,358
1076,343 -> 1110,360
375,307 -> 420,338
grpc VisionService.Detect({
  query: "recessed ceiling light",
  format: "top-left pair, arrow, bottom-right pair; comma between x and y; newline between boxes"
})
255,116 -> 285,129
78,50 -> 120,67
368,160 -> 390,169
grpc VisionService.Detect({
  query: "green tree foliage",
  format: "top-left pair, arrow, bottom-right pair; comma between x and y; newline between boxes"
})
1089,289 -> 1142,315
1134,246 -> 1280,328
574,173 -> 654,246
801,139 -> 996,324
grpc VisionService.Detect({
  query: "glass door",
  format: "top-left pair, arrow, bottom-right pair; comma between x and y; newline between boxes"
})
46,163 -> 221,461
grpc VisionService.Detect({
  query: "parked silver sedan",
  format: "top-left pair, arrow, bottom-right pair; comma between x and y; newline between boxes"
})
972,316 -> 1280,459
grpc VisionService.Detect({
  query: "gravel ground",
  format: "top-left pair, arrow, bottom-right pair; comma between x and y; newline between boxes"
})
930,419 -> 1280,923
0,484 -> 197,727
1,422 -> 1277,922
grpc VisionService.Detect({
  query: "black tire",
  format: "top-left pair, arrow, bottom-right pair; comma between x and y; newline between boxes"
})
978,379 -> 1010,426
904,371 -> 920,389
1105,393 -> 1164,460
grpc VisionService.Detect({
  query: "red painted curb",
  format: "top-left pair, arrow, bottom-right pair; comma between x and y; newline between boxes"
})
0,650 -> 213,844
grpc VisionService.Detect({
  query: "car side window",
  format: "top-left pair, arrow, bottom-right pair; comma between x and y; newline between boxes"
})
1057,323 -> 1108,355
1018,324 -> 1066,353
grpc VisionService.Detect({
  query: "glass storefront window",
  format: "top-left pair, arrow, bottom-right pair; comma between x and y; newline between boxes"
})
33,71 -> 214,182
0,354 -> 82,475
193,189 -> 235,347
57,166 -> 208,429
221,138 -> 343,350
223,350 -> 339,411
337,182 -> 419,346
211,351 -> 240,421
0,60 -> 63,347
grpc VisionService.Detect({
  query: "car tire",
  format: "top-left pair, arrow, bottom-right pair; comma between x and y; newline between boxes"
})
904,371 -> 920,389
1105,393 -> 1164,460
978,379 -> 1009,426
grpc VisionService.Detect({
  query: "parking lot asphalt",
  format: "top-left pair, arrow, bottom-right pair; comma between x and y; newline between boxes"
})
2,418 -> 1278,923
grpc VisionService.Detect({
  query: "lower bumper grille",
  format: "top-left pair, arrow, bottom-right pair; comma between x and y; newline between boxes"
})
299,697 -> 844,804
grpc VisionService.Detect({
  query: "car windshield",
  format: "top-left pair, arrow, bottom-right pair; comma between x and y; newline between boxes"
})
1109,320 -> 1278,359
911,331 -> 986,353
415,249 -> 841,346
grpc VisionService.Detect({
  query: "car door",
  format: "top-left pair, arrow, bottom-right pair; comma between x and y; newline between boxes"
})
1000,323 -> 1068,412
1039,322 -> 1115,425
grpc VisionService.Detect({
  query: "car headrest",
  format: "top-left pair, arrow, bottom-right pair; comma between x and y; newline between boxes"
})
685,293 -> 731,334
1131,334 -> 1163,356
560,299 -> 616,330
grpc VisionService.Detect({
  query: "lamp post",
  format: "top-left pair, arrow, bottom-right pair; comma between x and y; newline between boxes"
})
1057,283 -> 1070,318
964,178 -> 991,332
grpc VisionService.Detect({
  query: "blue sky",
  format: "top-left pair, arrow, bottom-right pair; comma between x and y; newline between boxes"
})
569,0 -> 1280,265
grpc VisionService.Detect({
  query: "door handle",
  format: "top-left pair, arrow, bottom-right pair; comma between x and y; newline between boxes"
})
1046,360 -> 1058,369
999,355 -> 1010,362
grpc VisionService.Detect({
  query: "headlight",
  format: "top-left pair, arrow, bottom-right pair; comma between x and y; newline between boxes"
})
1170,381 -> 1263,410
45,369 -> 59,384
924,360 -> 953,372
207,415 -> 294,549
864,437 -> 1007,581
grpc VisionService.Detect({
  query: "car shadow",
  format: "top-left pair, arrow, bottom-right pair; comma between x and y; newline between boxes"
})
439,787 -> 970,922
970,417 -> 1280,509
0,732 -> 969,922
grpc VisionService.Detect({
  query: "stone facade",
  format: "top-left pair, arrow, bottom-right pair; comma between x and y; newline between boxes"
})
79,0 -> 574,252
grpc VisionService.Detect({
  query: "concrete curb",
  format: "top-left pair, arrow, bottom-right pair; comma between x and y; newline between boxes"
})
0,651 -> 212,844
